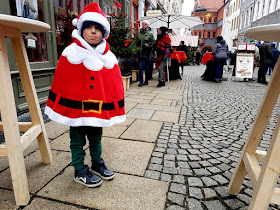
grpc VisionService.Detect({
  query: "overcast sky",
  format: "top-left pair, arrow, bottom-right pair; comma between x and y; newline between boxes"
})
181,0 -> 194,16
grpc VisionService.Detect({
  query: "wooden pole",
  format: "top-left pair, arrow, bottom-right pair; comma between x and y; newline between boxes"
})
0,31 -> 30,205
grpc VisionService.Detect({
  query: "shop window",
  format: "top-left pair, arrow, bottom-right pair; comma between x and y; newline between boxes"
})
10,0 -> 48,62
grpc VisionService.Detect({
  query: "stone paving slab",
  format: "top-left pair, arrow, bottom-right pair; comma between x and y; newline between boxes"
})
120,119 -> 163,143
101,137 -> 154,176
151,111 -> 179,123
125,102 -> 137,113
0,150 -> 71,193
126,108 -> 155,119
150,98 -> 172,106
103,125 -> 128,138
154,93 -> 182,100
24,198 -> 82,210
125,97 -> 151,104
118,117 -> 135,127
38,168 -> 169,210
136,103 -> 181,113
45,121 -> 69,140
0,189 -> 16,210
126,94 -> 155,100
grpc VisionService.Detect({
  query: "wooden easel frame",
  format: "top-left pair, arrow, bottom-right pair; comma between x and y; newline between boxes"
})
0,24 -> 52,205
228,55 -> 280,209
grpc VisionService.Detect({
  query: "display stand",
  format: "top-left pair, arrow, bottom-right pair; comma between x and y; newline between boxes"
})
0,14 -> 52,205
228,24 -> 280,209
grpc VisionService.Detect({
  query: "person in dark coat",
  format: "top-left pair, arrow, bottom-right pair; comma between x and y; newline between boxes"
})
212,36 -> 229,83
258,41 -> 273,84
176,41 -> 188,75
268,44 -> 279,75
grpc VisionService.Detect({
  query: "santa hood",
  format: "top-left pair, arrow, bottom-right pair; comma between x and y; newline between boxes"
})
73,2 -> 110,39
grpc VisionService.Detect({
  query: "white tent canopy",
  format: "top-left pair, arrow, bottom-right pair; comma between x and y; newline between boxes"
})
139,14 -> 203,29
170,35 -> 199,47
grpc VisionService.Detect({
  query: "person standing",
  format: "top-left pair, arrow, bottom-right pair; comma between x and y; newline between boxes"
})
45,2 -> 125,187
155,26 -> 171,87
177,41 -> 188,75
258,41 -> 273,84
212,36 -> 229,83
136,20 -> 155,86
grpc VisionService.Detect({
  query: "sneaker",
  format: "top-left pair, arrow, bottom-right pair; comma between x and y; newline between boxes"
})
91,158 -> 115,180
73,165 -> 102,187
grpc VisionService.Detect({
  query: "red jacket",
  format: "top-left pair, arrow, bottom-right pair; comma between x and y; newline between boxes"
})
156,34 -> 171,62
45,30 -> 126,127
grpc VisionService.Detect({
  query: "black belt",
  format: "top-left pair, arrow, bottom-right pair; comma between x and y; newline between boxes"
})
49,90 -> 124,113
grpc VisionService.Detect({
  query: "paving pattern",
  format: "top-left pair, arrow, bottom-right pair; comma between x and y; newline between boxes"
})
144,65 -> 280,209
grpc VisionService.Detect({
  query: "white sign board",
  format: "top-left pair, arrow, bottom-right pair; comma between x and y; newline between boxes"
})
235,53 -> 254,79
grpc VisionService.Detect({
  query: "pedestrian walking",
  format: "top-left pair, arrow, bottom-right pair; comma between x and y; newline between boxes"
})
258,41 -> 273,84
212,36 -> 229,83
45,2 -> 126,187
136,20 -> 155,86
176,41 -> 188,75
155,26 -> 171,87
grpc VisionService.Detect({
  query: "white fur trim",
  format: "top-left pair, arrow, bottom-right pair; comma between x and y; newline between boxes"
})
72,18 -> 77,27
62,30 -> 118,71
45,106 -> 126,127
77,12 -> 110,38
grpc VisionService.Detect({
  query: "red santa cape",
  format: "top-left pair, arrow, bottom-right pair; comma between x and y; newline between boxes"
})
45,29 -> 126,127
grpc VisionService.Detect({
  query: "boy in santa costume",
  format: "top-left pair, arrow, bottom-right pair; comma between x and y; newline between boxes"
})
45,2 -> 126,187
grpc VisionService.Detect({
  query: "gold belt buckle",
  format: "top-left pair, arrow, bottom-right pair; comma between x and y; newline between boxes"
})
82,99 -> 103,114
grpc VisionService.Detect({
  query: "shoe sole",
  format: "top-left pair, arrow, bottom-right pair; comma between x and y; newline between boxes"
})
91,170 -> 115,180
73,177 -> 103,187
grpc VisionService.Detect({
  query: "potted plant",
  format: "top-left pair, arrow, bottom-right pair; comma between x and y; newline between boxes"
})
107,1 -> 140,76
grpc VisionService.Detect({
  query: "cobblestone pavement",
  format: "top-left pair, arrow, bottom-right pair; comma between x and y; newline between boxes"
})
145,65 -> 280,210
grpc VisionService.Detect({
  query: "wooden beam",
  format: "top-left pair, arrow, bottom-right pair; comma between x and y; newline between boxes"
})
0,145 -> 8,157
0,122 -> 33,132
243,152 -> 261,189
0,30 -> 30,205
271,188 -> 280,205
21,125 -> 42,152
255,150 -> 267,163
229,57 -> 280,195
248,110 -> 280,209
11,31 -> 52,164
0,25 -> 19,38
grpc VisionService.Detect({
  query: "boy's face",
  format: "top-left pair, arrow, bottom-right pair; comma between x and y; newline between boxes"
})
83,24 -> 103,45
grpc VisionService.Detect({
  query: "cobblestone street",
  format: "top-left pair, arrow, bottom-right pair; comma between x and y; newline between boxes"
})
146,64 -> 280,210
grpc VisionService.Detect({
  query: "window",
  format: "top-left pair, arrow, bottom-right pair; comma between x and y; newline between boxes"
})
208,32 -> 211,38
11,0 -> 48,62
199,31 -> 201,38
214,17 -> 217,22
213,32 -> 216,38
194,32 -> 197,35
209,17 -> 212,23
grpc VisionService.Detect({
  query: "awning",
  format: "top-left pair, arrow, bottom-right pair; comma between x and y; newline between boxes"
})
170,35 -> 199,47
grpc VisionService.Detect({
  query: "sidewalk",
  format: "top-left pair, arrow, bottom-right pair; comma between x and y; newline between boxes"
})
0,75 -> 184,209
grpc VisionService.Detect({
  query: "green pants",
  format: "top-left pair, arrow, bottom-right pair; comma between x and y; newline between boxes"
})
70,126 -> 102,170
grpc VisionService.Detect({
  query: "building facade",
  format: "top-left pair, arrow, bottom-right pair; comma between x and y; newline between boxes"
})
238,0 -> 280,48
228,0 -> 241,49
191,0 -> 224,52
